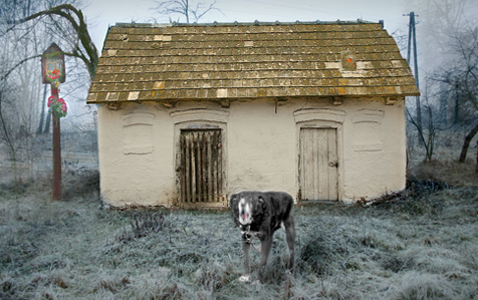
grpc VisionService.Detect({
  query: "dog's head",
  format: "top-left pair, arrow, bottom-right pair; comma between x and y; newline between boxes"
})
230,191 -> 267,227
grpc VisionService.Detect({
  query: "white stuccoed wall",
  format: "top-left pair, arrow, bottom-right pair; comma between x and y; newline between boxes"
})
96,97 -> 406,207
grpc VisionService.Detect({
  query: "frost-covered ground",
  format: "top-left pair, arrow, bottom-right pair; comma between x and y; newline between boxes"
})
1,169 -> 478,299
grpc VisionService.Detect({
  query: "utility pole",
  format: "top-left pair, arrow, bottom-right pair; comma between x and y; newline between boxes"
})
404,12 -> 422,133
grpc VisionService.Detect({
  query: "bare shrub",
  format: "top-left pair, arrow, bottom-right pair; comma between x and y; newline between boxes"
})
194,261 -> 234,293
91,275 -> 131,294
372,177 -> 449,216
130,212 -> 166,239
411,159 -> 478,187
62,168 -> 99,200
116,211 -> 167,242
0,278 -> 18,299
299,232 -> 348,276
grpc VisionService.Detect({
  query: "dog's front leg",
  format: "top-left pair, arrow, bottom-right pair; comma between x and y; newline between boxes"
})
258,235 -> 272,283
239,236 -> 251,282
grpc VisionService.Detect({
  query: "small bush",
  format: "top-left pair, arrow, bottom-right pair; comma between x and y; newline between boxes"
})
116,211 -> 167,242
372,177 -> 448,216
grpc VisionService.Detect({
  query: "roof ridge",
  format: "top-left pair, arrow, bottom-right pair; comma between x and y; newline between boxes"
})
114,19 -> 383,28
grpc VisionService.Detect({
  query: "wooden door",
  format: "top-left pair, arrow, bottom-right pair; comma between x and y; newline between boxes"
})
299,128 -> 338,201
179,129 -> 223,204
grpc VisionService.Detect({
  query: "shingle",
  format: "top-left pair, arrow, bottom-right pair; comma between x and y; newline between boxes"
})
88,21 -> 419,103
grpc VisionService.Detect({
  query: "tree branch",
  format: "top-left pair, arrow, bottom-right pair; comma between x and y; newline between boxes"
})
7,4 -> 99,80
0,54 -> 42,81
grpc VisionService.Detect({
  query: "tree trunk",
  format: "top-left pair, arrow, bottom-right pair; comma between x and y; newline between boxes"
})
476,140 -> 478,173
37,84 -> 48,134
459,122 -> 478,162
43,108 -> 51,134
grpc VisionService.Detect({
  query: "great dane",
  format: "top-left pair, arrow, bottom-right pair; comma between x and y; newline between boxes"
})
230,191 -> 295,283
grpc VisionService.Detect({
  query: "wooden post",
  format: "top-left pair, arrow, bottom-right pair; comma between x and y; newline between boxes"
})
51,84 -> 62,200
42,43 -> 66,200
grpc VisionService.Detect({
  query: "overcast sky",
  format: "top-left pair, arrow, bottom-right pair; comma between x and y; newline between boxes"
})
83,0 -> 412,49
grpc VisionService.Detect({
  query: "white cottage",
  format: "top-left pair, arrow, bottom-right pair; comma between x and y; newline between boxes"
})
87,21 -> 420,208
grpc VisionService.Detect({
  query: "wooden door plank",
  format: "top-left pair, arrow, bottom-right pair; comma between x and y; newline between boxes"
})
328,129 -> 337,200
185,133 -> 191,203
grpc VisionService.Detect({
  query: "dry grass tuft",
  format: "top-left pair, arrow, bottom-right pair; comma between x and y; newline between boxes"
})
116,211 -> 167,242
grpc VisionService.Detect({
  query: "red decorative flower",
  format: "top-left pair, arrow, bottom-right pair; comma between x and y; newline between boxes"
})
48,95 -> 67,118
47,68 -> 62,81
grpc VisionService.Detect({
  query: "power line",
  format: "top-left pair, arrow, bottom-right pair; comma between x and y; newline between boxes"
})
239,0 -> 405,25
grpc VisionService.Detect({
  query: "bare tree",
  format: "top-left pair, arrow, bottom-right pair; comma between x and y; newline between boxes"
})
406,80 -> 438,162
0,1 -> 96,187
5,3 -> 98,80
151,0 -> 219,23
3,2 -> 99,133
432,25 -> 478,164
0,0 -> 56,185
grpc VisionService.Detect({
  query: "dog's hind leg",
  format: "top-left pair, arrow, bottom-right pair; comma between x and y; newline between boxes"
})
239,236 -> 251,282
258,235 -> 273,283
284,213 -> 296,272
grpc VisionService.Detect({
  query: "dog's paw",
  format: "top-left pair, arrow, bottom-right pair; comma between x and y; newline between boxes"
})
238,275 -> 250,282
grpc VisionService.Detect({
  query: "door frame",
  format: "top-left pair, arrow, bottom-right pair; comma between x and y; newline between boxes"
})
171,108 -> 229,208
293,108 -> 345,202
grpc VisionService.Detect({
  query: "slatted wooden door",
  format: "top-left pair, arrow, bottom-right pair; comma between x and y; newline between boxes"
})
299,128 -> 338,201
179,129 -> 223,204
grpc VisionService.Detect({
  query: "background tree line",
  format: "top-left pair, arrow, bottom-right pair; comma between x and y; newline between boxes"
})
403,0 -> 478,170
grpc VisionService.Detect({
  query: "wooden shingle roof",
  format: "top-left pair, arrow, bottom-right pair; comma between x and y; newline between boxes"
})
87,21 -> 420,104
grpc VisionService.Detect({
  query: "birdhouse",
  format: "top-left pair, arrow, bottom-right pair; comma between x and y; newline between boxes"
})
42,43 -> 66,84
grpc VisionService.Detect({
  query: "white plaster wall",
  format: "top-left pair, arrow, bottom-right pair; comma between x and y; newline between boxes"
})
97,97 -> 406,207
339,99 -> 407,202
226,98 -> 406,202
97,102 -> 176,207
227,99 -> 297,195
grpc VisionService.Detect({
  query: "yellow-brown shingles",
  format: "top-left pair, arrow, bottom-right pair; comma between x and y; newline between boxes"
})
88,22 -> 419,103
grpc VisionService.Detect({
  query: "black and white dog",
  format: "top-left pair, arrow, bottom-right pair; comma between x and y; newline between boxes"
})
230,191 -> 295,283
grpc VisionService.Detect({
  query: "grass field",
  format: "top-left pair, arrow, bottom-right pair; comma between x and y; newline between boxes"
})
1,161 -> 478,300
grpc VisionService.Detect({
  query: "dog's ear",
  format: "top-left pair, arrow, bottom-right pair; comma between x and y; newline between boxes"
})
230,194 -> 240,227
260,194 -> 271,216
258,196 -> 264,204
229,194 -> 236,210
256,195 -> 267,213
230,194 -> 239,213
